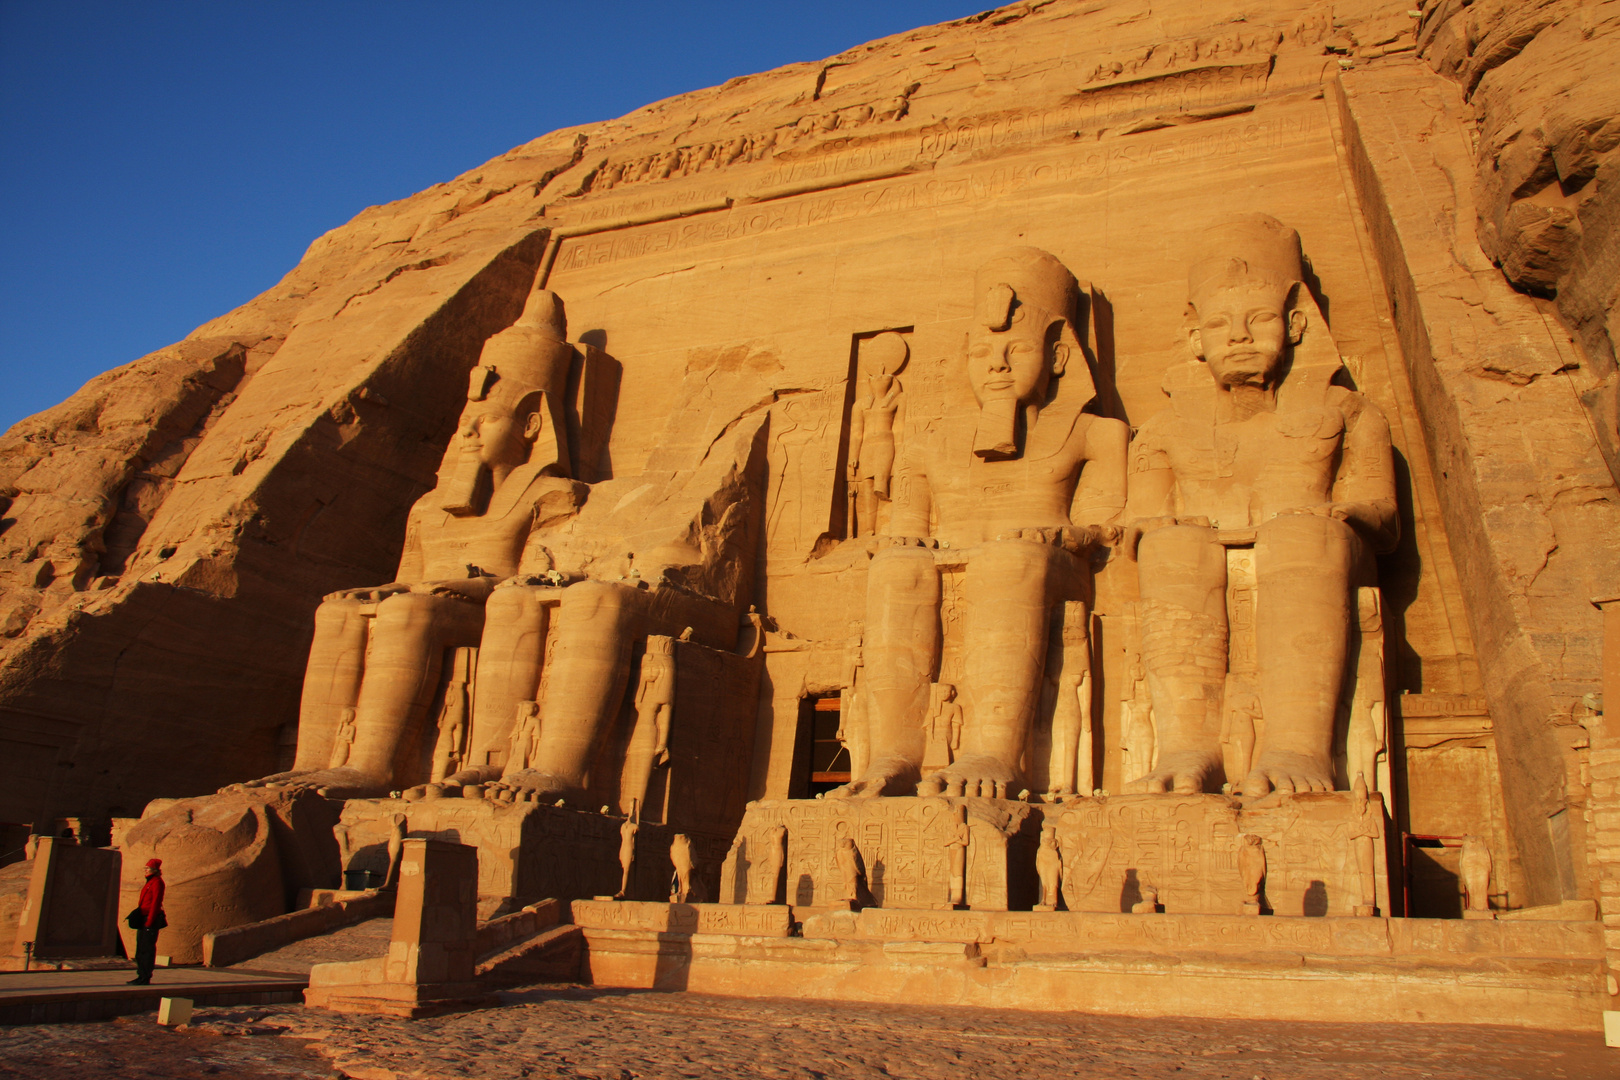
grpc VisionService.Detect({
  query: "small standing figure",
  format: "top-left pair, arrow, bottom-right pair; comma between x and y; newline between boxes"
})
1118,658 -> 1155,786
921,683 -> 964,775
1044,601 -> 1093,797
670,833 -> 694,903
616,800 -> 640,900
624,636 -> 676,816
747,824 -> 787,905
1460,833 -> 1494,919
1238,833 -> 1266,915
846,332 -> 908,538
946,805 -> 970,908
1034,824 -> 1063,911
383,812 -> 408,889
506,701 -> 542,773
1131,885 -> 1161,914
125,858 -> 166,985
838,630 -> 869,782
1349,773 -> 1383,916
328,707 -> 357,769
834,837 -> 864,908
719,834 -> 745,905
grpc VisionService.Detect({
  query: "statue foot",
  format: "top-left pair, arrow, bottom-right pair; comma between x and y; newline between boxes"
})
826,756 -> 919,799
484,769 -> 581,804
1122,750 -> 1223,795
1240,750 -> 1333,796
925,755 -> 1017,799
218,766 -> 384,800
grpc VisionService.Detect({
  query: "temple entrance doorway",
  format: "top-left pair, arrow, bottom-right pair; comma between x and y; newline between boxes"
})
798,694 -> 849,797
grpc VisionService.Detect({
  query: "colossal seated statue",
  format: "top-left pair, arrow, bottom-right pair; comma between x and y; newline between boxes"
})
832,248 -> 1128,798
1122,215 -> 1399,797
237,277 -> 764,807
237,285 -> 583,799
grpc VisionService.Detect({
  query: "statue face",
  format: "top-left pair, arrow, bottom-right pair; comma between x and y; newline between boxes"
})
1190,285 -> 1305,388
966,307 -> 1066,407
455,397 -> 541,473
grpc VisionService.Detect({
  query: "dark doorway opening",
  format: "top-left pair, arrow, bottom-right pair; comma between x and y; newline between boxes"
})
800,694 -> 849,797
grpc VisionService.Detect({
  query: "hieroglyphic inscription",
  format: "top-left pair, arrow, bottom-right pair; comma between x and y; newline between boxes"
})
551,113 -> 1324,275
726,797 -> 1032,911
1046,793 -> 1388,916
339,798 -> 666,905
572,899 -> 792,937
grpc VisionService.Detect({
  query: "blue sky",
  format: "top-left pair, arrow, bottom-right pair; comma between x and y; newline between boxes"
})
0,1 -> 979,431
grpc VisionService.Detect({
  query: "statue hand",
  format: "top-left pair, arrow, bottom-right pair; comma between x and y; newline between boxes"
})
877,535 -> 937,549
418,577 -> 494,602
1276,502 -> 1365,525
494,573 -> 564,590
325,582 -> 411,602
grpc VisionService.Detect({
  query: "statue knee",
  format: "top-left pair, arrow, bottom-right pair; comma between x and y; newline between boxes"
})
312,597 -> 365,632
484,584 -> 541,624
558,579 -> 641,632
373,591 -> 463,638
1138,524 -> 1221,569
868,546 -> 937,596
1258,514 -> 1356,574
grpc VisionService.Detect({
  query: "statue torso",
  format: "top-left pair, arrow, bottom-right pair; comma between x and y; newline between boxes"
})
919,401 -> 1091,544
1157,403 -> 1345,529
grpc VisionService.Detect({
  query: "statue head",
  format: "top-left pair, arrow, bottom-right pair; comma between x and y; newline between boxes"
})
863,331 -> 908,395
967,248 -> 1090,459
1186,215 -> 1309,391
442,288 -> 572,514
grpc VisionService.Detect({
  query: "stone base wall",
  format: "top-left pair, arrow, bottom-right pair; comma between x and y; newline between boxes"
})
577,902 -> 1604,1030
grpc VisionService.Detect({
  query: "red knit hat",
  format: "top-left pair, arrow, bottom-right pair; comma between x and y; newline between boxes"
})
145,858 -> 162,868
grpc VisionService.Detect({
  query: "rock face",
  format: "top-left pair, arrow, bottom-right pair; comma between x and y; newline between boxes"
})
1,0 -> 1618,995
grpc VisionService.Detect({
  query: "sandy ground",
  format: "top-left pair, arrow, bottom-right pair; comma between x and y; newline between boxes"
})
0,986 -> 1610,1080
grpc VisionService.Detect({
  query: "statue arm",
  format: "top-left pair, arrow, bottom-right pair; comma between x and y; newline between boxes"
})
1070,416 -> 1129,532
1330,401 -> 1400,553
886,452 -> 933,538
1122,421 -> 1177,558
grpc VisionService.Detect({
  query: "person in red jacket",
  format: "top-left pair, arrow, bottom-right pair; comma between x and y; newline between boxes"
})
127,858 -> 165,985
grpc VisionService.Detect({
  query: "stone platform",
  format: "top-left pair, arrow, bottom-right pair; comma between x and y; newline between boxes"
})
0,967 -> 308,1025
724,792 -> 1390,915
573,901 -> 1605,1031
338,796 -> 711,916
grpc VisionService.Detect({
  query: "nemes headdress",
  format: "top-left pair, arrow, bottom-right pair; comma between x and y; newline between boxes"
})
1187,214 -> 1305,310
468,288 -> 571,410
970,248 -> 1095,459
974,248 -> 1082,343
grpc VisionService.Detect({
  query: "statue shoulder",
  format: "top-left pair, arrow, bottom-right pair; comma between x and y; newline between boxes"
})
1325,385 -> 1388,431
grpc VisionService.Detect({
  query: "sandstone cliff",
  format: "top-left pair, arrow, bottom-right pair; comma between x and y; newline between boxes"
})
0,0 -> 1616,927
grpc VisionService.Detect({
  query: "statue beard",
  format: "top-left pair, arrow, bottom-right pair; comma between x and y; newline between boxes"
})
440,452 -> 492,517
973,393 -> 1020,461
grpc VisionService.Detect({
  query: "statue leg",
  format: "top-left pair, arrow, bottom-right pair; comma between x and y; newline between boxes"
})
520,581 -> 640,799
344,592 -> 485,794
831,545 -> 939,797
1243,514 -> 1355,795
455,585 -> 557,785
938,539 -> 1068,794
291,597 -> 368,772
1129,525 -> 1227,794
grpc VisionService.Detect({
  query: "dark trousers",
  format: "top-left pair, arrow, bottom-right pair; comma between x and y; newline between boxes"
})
133,928 -> 159,982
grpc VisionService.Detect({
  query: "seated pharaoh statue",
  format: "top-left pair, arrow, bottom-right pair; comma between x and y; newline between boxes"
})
1122,214 -> 1399,798
235,278 -> 765,806
832,248 -> 1128,799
